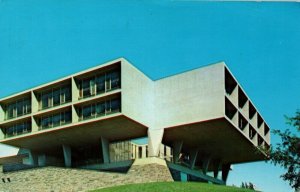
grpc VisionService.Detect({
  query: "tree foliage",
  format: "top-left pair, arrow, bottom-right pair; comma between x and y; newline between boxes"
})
270,110 -> 300,189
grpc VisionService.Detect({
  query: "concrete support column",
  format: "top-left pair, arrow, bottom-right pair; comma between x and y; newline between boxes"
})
38,154 -> 46,167
148,129 -> 164,157
142,145 -> 147,158
101,137 -> 110,163
222,163 -> 231,183
28,150 -> 38,166
173,141 -> 183,163
62,145 -> 72,168
202,156 -> 211,175
189,149 -> 199,169
213,160 -> 222,179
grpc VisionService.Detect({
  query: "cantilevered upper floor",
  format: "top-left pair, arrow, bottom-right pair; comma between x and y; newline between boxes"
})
0,58 -> 270,165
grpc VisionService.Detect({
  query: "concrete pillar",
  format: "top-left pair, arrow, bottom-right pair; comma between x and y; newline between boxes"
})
148,129 -> 164,157
28,150 -> 38,166
202,156 -> 211,175
62,145 -> 72,167
38,154 -> 46,166
213,160 -> 222,179
173,141 -> 183,163
189,149 -> 198,169
222,163 -> 231,183
101,137 -> 110,163
142,145 -> 147,158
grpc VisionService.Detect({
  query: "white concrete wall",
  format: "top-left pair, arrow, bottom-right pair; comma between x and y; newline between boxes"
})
153,63 -> 225,129
121,59 -> 154,127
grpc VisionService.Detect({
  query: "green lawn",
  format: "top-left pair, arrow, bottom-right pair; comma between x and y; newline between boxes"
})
91,182 -> 255,192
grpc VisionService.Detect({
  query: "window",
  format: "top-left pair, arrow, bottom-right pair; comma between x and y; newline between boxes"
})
96,102 -> 105,116
53,89 -> 60,106
40,85 -> 71,110
96,75 -> 105,94
40,111 -> 72,130
4,121 -> 31,138
110,71 -> 120,89
111,99 -> 120,112
79,97 -> 121,120
6,98 -> 31,120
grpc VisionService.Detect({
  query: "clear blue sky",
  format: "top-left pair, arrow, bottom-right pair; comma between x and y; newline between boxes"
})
0,1 -> 299,192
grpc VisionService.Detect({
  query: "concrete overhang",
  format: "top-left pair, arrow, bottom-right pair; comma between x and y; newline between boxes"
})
0,114 -> 148,154
163,117 -> 268,169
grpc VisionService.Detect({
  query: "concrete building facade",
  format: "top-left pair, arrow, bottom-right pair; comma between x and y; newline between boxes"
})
0,58 -> 270,185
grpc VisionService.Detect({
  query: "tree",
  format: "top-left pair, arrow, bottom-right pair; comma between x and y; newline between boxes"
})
269,110 -> 300,190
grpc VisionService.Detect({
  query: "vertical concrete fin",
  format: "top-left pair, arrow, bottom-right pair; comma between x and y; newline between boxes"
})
62,145 -> 72,167
32,116 -> 39,132
148,129 -> 164,157
31,91 -> 39,113
71,77 -> 79,102
0,104 -> 4,122
101,137 -> 110,163
72,105 -> 79,123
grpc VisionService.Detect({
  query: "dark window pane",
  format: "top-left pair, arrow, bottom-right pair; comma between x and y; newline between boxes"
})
64,111 -> 71,123
96,102 -> 105,115
63,87 -> 71,102
53,89 -> 60,106
53,114 -> 61,127
41,117 -> 50,128
96,75 -> 105,94
82,79 -> 93,97
7,104 -> 15,119
17,101 -> 23,116
111,71 -> 120,89
82,105 -> 92,119
105,73 -> 111,90
24,99 -> 31,114
42,93 -> 50,109
111,99 -> 120,112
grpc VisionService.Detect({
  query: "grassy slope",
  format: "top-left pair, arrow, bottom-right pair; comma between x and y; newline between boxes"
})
91,182 -> 255,192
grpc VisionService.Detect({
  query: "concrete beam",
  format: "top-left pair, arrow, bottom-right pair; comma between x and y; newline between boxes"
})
189,149 -> 199,169
62,145 -> 72,167
148,129 -> 164,157
173,141 -> 183,163
222,163 -> 231,183
101,137 -> 110,163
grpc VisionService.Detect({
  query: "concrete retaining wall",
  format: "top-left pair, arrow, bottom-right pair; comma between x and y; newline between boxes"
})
0,159 -> 173,192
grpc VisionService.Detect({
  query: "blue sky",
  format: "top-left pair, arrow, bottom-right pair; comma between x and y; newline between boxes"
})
0,1 -> 299,192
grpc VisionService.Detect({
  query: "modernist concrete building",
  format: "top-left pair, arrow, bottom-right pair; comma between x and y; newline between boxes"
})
0,58 -> 270,184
